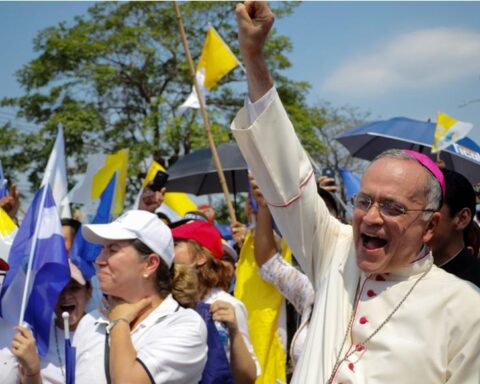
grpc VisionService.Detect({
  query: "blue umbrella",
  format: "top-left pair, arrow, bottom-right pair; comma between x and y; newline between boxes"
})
62,312 -> 76,384
335,117 -> 480,184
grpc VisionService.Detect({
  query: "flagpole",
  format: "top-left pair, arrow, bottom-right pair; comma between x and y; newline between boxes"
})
173,1 -> 237,223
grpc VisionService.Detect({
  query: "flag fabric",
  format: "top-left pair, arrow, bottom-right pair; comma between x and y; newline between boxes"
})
70,173 -> 116,280
0,207 -> 17,265
178,26 -> 240,113
68,149 -> 128,216
432,112 -> 473,153
339,167 -> 361,201
0,186 -> 70,356
196,302 -> 234,384
136,161 -> 197,222
42,125 -> 71,218
234,229 -> 291,384
0,161 -> 8,199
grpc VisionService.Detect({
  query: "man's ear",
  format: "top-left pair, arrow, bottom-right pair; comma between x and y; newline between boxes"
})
454,208 -> 472,231
423,212 -> 440,244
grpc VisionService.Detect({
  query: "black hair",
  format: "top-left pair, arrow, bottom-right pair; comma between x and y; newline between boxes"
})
442,169 -> 476,226
61,218 -> 82,234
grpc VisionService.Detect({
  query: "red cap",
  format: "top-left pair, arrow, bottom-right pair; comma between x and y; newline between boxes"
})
0,258 -> 9,272
171,220 -> 223,259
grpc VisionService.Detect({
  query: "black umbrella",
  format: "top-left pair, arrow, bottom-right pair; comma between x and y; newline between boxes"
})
165,143 -> 249,196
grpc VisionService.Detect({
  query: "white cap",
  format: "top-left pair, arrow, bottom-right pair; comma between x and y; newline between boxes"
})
82,210 -> 174,267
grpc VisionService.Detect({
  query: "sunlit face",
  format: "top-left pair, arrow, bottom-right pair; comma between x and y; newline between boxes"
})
174,241 -> 197,266
95,240 -> 147,301
55,279 -> 91,331
353,158 -> 438,274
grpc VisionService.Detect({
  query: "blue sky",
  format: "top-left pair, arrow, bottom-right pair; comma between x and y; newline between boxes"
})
1,1 -> 479,138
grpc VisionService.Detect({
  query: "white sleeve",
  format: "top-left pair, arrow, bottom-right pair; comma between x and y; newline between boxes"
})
232,90 -> 352,289
244,87 -> 277,126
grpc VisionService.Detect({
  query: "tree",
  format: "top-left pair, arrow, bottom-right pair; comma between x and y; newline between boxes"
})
311,102 -> 370,175
1,1 -> 327,204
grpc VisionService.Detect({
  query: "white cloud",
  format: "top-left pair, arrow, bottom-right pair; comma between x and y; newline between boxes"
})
322,28 -> 480,97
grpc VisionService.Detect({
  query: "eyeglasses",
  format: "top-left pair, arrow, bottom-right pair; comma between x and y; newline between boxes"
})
351,193 -> 436,217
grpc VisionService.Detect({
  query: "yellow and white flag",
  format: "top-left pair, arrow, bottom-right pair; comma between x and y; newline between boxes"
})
178,26 -> 242,113
68,149 -> 129,216
432,112 -> 473,153
135,161 -> 197,221
0,207 -> 17,264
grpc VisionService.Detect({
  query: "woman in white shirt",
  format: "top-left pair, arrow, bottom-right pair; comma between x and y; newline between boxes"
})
75,209 -> 207,384
172,220 -> 260,384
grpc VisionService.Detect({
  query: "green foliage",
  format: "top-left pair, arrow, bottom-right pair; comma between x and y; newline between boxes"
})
2,1 -> 310,201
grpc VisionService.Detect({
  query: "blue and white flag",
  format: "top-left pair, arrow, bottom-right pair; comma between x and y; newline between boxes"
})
42,125 -> 71,218
71,173 -> 116,280
0,186 -> 70,356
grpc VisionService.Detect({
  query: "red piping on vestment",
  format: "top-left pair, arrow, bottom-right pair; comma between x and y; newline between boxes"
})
266,169 -> 315,208
329,276 -> 369,383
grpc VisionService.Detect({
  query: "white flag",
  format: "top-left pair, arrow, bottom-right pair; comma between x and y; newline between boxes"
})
41,125 -> 71,218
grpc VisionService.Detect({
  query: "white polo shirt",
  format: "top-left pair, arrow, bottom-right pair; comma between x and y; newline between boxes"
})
73,294 -> 208,384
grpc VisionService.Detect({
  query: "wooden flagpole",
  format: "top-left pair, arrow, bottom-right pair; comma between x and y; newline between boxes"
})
173,1 -> 237,223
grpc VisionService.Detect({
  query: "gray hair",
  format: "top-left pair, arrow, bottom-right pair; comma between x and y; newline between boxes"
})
371,149 -> 442,219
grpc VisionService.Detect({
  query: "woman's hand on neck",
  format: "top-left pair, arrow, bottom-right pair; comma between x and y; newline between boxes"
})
107,294 -> 163,330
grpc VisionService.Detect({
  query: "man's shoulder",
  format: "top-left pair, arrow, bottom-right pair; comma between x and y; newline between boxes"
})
429,264 -> 480,301
442,248 -> 480,288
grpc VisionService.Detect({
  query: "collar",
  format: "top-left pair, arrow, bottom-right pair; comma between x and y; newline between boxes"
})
202,287 -> 223,302
367,246 -> 434,282
438,245 -> 465,267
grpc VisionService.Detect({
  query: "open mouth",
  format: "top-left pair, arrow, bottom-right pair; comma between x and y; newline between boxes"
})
60,304 -> 76,314
361,234 -> 387,250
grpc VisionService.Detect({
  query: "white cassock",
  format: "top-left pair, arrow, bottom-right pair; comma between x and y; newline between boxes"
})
231,88 -> 480,384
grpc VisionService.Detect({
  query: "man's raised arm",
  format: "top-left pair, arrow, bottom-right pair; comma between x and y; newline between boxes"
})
235,1 -> 274,102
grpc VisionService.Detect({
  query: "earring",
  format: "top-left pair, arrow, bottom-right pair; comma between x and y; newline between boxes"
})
143,274 -> 149,279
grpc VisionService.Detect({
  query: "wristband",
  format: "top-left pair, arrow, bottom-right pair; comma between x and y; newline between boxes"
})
108,318 -> 130,333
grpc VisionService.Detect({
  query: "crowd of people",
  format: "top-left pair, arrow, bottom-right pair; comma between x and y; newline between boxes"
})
0,2 -> 479,383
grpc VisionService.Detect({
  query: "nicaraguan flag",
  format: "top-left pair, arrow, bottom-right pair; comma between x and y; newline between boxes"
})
0,186 -> 70,356
70,173 -> 116,280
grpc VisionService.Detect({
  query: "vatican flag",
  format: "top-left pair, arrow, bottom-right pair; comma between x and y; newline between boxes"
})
432,112 -> 473,153
178,26 -> 242,113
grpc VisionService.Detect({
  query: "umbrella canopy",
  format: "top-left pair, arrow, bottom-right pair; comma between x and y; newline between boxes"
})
166,143 -> 248,195
335,117 -> 480,184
